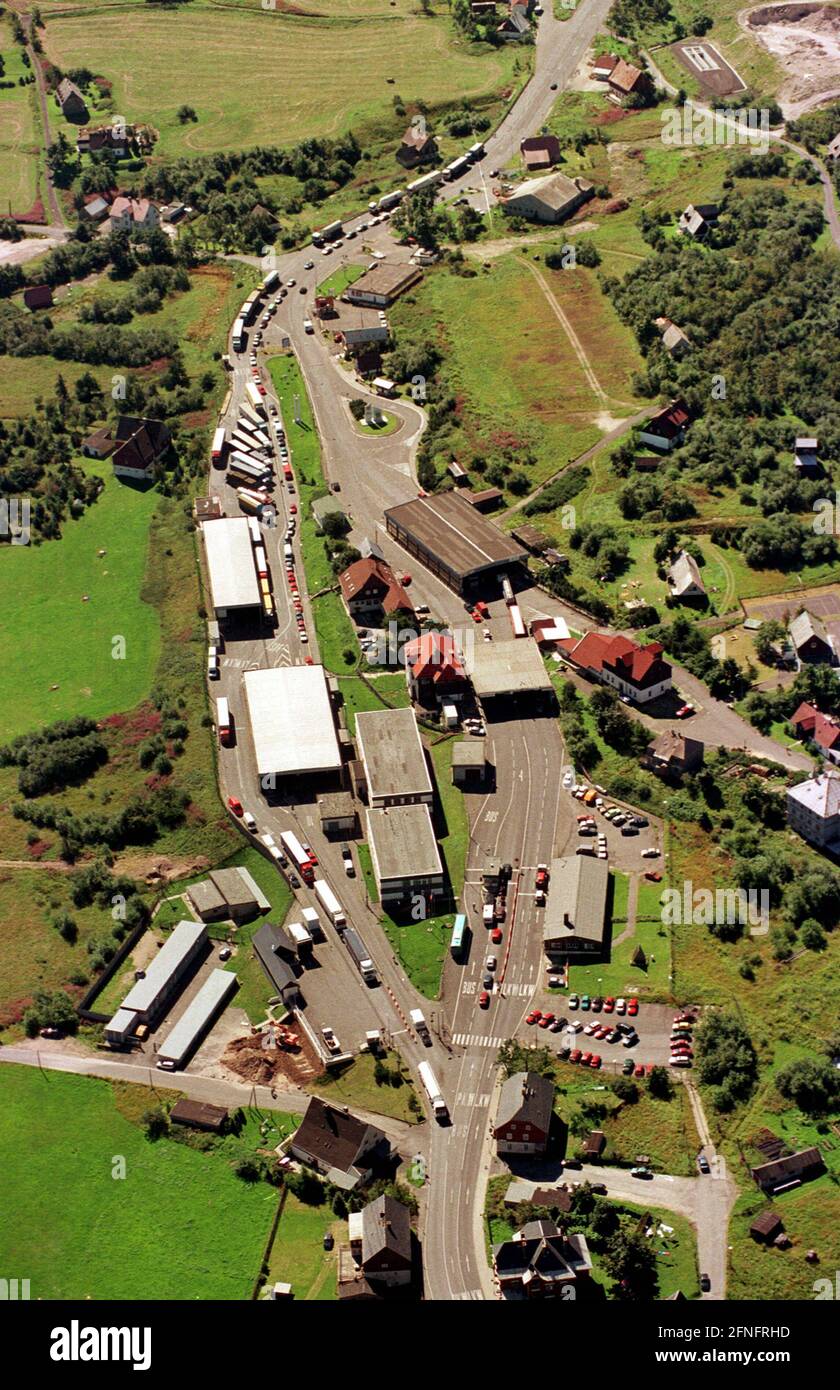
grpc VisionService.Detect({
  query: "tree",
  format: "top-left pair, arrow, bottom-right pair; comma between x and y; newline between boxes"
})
612,1077 -> 639,1104
602,1229 -> 658,1300
142,1107 -> 169,1140
647,1066 -> 672,1100
775,1057 -> 840,1116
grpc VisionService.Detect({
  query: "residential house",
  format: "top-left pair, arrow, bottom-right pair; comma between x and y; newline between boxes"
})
655,316 -> 692,358
108,196 -> 160,233
56,78 -> 88,120
645,729 -> 704,778
751,1146 -> 824,1194
607,59 -> 653,102
109,416 -> 171,482
347,1194 -> 413,1288
396,123 -> 439,169
558,631 -> 673,704
501,171 -> 594,224
403,629 -> 467,707
790,701 -> 840,763
76,124 -> 130,158
81,194 -> 110,222
667,549 -> 705,599
23,285 -> 53,311
794,436 -> 820,473
289,1097 -> 391,1190
497,4 -> 530,40
638,399 -> 690,453
678,203 -> 719,239
789,609 -> 836,667
520,134 -> 562,171
493,1220 -> 592,1298
493,1071 -> 554,1157
339,556 -> 414,623
786,772 -> 840,848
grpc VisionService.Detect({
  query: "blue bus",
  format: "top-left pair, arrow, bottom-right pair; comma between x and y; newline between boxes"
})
450,913 -> 469,961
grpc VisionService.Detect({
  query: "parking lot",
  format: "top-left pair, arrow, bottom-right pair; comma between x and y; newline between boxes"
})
555,778 -> 663,872
516,999 -> 698,1074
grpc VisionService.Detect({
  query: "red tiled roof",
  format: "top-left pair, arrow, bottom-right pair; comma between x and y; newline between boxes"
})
791,702 -> 840,751
646,399 -> 690,439
404,630 -> 465,684
608,59 -> 649,95
338,557 -> 413,614
561,632 -> 671,691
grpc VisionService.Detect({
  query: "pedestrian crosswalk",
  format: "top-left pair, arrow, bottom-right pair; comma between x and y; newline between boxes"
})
452,1034 -> 504,1050
455,1092 -> 491,1109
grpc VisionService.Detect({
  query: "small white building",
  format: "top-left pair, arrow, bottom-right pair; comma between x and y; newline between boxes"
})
786,772 -> 840,849
667,550 -> 705,600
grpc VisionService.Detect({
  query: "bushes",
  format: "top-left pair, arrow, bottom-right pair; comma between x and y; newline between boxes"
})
23,989 -> 78,1037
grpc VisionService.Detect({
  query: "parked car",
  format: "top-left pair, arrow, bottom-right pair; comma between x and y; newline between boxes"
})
622,1058 -> 635,1075
580,995 -> 590,1011
698,1154 -> 710,1174
321,1026 -> 341,1054
568,993 -> 579,1009
569,1049 -> 581,1064
538,1012 -> 555,1029
630,1166 -> 653,1179
227,796 -> 243,816
242,811 -> 257,832
479,990 -> 490,1009
526,1010 -> 542,1026
700,1273 -> 711,1292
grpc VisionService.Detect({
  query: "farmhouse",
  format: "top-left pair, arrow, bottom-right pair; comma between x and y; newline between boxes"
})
384,491 -> 527,595
397,124 -> 439,169
751,1146 -> 824,1194
790,702 -> 840,762
355,707 -> 433,808
365,804 -> 444,907
338,556 -> 414,622
108,196 -> 160,233
493,1220 -> 591,1298
786,772 -> 840,849
87,415 -> 171,482
346,1194 -> 414,1290
558,631 -> 672,704
501,171 -> 594,224
520,134 -> 562,171
344,263 -> 422,308
542,854 -> 609,958
667,549 -> 705,599
592,53 -> 619,81
607,59 -> 652,101
56,78 -> 88,120
678,203 -> 719,239
289,1097 -> 391,1190
789,609 -> 836,667
637,399 -> 690,452
242,665 -> 342,783
493,1071 -> 554,1157
645,729 -> 704,778
403,629 -> 467,707
77,125 -> 130,157
497,4 -> 530,40
23,285 -> 53,311
202,516 -> 262,618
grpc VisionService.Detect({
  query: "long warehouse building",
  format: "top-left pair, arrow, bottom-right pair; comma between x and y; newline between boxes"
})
243,664 -> 342,783
104,919 -> 208,1045
156,968 -> 239,1070
355,707 -> 432,808
384,492 -> 527,596
365,803 -> 444,908
202,516 -> 261,618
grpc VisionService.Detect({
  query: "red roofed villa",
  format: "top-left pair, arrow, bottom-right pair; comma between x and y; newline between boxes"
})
404,630 -> 467,708
339,557 -> 414,622
558,632 -> 672,705
790,702 -> 840,763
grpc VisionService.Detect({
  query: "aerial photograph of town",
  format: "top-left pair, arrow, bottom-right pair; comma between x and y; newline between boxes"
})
0,0 -> 838,1362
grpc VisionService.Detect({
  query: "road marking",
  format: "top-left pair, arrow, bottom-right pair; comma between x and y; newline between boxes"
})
452,1289 -> 483,1300
452,1033 -> 503,1049
455,1092 -> 491,1108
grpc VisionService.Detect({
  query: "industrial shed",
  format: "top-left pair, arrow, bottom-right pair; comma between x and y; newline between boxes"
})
104,920 -> 208,1044
543,856 -> 609,958
202,517 -> 261,617
384,492 -> 527,596
156,969 -> 239,1070
355,707 -> 432,808
243,665 -> 342,784
365,804 -> 444,907
463,638 -> 555,708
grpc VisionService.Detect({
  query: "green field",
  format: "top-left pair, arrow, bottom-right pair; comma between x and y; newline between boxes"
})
0,460 -> 160,739
0,24 -> 41,215
317,263 -> 367,299
265,1191 -> 339,1301
43,2 -> 522,159
311,1049 -> 421,1124
0,1065 -> 281,1299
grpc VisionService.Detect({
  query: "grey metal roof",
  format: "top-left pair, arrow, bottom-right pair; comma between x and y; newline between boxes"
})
543,856 -> 609,948
365,804 -> 443,882
463,638 -> 553,698
355,707 -> 432,802
202,517 -> 261,611
495,1071 -> 554,1132
243,665 -> 342,778
119,920 -> 207,1015
157,969 -> 238,1066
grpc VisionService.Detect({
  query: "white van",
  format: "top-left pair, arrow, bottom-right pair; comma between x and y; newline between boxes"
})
207,646 -> 219,680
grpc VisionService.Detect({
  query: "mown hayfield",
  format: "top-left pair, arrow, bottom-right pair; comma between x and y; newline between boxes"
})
42,3 -> 521,157
0,24 -> 41,214
0,1065 -> 278,1300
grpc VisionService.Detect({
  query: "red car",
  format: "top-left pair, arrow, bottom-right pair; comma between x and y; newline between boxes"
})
227,796 -> 244,816
526,1011 -> 542,1026
400,573 -> 412,587
590,1054 -> 602,1069
305,656 -> 314,665
471,608 -> 483,622
644,870 -> 662,882
580,1051 -> 592,1066
569,1049 -> 582,1064
634,1064 -> 646,1077
491,927 -> 503,945
535,867 -> 549,890
290,504 -> 297,514
628,999 -> 639,1016
538,1013 -> 555,1029
479,990 -> 490,1009
676,703 -> 695,718
603,997 -> 615,1013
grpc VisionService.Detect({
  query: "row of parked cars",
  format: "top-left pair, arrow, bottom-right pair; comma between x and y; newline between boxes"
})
568,993 -> 638,1016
